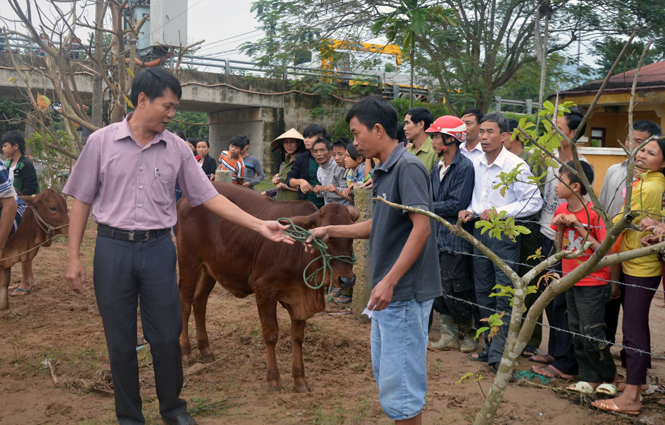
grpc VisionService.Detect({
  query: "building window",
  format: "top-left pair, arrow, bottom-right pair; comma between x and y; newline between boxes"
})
590,128 -> 606,147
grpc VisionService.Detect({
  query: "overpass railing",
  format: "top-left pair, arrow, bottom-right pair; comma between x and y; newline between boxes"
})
0,34 -> 432,100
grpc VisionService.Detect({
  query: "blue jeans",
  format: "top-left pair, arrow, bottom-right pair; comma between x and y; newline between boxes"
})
371,298 -> 433,420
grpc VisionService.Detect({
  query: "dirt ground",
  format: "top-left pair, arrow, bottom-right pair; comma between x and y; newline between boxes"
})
1,214 -> 665,424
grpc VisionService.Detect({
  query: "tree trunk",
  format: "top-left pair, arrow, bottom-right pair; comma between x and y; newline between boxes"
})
91,0 -> 104,128
536,12 -> 549,128
409,50 -> 414,109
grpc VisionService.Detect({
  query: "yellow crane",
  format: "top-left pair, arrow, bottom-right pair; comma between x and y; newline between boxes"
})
320,39 -> 402,70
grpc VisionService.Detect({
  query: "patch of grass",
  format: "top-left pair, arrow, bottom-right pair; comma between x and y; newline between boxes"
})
307,390 -> 375,425
254,179 -> 276,192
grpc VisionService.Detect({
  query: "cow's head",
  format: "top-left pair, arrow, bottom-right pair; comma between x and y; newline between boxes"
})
20,189 -> 70,236
287,203 -> 359,289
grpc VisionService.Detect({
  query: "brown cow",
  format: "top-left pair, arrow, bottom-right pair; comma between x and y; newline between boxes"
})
0,189 -> 69,318
176,182 -> 358,392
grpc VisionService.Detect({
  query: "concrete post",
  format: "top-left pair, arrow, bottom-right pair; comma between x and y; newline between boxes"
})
351,187 -> 373,321
215,169 -> 232,183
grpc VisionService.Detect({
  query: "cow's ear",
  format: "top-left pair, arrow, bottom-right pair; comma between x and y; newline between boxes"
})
346,205 -> 360,222
19,193 -> 43,206
283,212 -> 319,230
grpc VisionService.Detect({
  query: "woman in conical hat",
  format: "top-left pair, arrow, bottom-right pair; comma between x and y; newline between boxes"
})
265,129 -> 306,200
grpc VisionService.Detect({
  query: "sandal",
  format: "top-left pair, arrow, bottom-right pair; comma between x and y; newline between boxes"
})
10,287 -> 33,297
329,287 -> 342,297
521,344 -> 538,358
531,365 -> 574,380
567,381 -> 595,394
469,351 -> 489,362
595,383 -> 617,396
335,295 -> 352,304
591,399 -> 640,416
529,354 -> 555,364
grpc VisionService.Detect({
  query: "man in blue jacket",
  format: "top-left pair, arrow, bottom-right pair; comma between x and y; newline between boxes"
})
425,116 -> 476,353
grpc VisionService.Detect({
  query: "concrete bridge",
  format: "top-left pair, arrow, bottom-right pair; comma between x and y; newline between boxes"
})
0,54 -> 356,174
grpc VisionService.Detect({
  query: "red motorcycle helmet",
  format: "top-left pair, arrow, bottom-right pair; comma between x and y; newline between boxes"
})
426,116 -> 467,144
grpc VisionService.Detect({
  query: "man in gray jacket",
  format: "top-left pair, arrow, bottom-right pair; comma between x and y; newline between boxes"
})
312,138 -> 352,205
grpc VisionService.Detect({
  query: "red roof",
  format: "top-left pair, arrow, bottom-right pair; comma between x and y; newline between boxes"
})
559,60 -> 665,95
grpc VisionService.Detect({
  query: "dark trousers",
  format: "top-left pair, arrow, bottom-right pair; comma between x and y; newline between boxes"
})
566,284 -> 616,383
541,236 -> 578,375
94,233 -> 186,425
473,228 -> 520,365
623,274 -> 661,385
433,251 -> 474,323
517,216 -> 543,348
604,287 -> 624,344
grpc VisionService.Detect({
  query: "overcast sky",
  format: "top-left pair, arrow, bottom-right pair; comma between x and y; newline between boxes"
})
0,0 -> 261,62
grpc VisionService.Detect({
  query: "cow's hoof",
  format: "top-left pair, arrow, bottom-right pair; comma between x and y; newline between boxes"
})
200,353 -> 215,363
182,356 -> 194,367
0,310 -> 17,319
268,382 -> 283,394
293,382 -> 311,393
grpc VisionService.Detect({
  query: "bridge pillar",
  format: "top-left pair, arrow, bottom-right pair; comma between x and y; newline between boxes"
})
208,107 -> 282,176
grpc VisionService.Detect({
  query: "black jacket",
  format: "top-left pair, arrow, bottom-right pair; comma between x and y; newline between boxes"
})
5,155 -> 40,195
285,151 -> 312,200
199,155 -> 217,178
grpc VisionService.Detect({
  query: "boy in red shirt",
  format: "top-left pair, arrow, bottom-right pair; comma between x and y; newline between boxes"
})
548,160 -> 617,395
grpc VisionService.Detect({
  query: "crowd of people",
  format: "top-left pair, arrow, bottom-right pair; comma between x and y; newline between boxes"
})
10,66 -> 662,424
247,102 -> 665,419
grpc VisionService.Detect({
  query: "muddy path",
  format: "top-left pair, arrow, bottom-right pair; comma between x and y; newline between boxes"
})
1,213 -> 664,424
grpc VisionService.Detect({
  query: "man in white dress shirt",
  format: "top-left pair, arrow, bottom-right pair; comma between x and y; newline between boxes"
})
458,108 -> 485,162
459,112 -> 543,372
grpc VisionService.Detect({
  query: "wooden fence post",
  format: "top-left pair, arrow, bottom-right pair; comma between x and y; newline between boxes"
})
351,187 -> 373,320
215,169 -> 232,183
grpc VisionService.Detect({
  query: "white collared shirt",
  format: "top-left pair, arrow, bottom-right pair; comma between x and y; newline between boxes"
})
459,141 -> 484,162
438,157 -> 450,181
467,147 -> 543,218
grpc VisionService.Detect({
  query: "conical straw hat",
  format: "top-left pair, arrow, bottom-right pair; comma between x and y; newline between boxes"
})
271,128 -> 305,149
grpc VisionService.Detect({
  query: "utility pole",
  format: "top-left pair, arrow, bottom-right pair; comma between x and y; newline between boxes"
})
91,0 -> 104,128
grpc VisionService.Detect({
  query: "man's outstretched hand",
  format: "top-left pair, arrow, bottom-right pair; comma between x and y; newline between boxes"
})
259,221 -> 295,244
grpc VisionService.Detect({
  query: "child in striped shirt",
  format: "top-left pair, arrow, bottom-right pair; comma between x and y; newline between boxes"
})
218,135 -> 247,185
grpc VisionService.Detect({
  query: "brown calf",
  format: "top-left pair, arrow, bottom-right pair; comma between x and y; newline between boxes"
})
0,189 -> 69,317
176,182 -> 358,392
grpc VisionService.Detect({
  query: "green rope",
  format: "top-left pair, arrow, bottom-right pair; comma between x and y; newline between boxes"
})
278,217 -> 357,290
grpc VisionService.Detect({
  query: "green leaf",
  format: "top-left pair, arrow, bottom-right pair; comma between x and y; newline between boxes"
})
475,327 -> 490,341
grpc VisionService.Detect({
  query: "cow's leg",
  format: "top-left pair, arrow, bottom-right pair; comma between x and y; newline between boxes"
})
178,267 -> 201,367
19,260 -> 35,290
0,267 -> 12,318
192,272 -> 217,363
290,318 -> 310,392
256,301 -> 282,392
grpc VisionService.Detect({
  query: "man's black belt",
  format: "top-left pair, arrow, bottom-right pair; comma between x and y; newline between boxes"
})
97,224 -> 170,242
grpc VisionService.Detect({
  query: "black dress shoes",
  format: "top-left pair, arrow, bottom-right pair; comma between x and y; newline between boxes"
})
161,412 -> 198,425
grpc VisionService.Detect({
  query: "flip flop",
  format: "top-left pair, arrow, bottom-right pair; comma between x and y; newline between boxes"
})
529,354 -> 555,364
595,383 -> 617,396
566,381 -> 595,394
335,295 -> 352,304
469,351 -> 489,362
521,344 -> 538,358
591,399 -> 640,416
10,287 -> 33,297
531,364 -> 574,380
329,287 -> 342,297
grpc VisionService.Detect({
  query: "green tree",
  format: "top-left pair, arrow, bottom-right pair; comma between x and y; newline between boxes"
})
241,0 -> 665,113
167,111 -> 209,140
591,37 -> 665,78
371,0 -> 455,108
